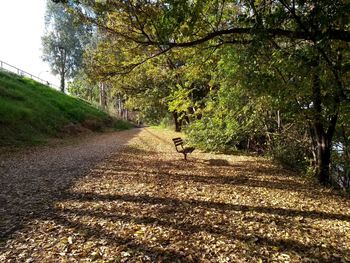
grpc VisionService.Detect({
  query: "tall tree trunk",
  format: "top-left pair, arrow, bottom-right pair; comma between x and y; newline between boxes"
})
184,114 -> 190,125
60,47 -> 66,93
310,67 -> 338,185
117,97 -> 122,118
313,123 -> 331,184
173,111 -> 181,132
277,110 -> 281,133
99,82 -> 107,109
60,71 -> 65,93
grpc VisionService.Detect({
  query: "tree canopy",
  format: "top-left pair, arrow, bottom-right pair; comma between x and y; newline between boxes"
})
53,0 -> 350,188
42,0 -> 92,92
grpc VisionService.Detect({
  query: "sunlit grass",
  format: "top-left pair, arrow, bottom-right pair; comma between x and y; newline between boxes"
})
0,70 -> 130,146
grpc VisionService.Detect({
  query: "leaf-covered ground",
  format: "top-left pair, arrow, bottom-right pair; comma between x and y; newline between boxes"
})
1,128 -> 349,262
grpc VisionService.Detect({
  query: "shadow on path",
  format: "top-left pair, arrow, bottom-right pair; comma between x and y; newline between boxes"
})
0,129 -> 140,241
1,128 -> 349,262
64,192 -> 350,222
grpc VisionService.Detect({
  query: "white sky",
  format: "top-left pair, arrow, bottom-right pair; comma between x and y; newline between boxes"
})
0,0 -> 60,87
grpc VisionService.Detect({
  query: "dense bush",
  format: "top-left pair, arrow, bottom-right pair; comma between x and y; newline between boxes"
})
270,135 -> 310,172
186,117 -> 238,152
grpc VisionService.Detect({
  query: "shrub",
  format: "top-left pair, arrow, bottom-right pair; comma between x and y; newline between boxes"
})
112,119 -> 133,130
270,135 -> 309,172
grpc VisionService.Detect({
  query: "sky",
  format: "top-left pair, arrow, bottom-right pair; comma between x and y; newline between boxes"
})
0,0 -> 60,87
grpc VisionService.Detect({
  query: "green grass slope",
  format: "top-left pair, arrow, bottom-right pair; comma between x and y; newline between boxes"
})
0,70 -> 130,146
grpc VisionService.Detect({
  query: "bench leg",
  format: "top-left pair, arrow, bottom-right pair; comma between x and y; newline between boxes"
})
183,153 -> 187,160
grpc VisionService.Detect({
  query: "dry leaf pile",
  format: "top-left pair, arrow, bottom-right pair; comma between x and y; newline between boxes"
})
0,128 -> 349,262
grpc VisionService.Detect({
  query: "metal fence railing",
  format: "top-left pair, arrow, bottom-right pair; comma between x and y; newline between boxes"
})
0,59 -> 59,89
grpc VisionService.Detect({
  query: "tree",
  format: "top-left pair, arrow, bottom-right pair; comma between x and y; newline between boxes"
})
54,0 -> 350,185
67,70 -> 99,103
42,1 -> 91,92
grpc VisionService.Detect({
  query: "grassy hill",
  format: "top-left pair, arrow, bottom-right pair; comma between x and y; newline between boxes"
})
0,70 -> 131,146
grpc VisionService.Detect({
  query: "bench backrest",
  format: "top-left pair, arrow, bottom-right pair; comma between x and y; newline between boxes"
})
172,137 -> 183,147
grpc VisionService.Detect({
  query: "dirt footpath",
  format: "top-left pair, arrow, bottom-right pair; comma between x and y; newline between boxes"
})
0,129 -> 140,239
0,128 -> 349,262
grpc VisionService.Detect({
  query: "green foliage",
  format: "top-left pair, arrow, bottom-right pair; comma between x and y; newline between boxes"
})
158,115 -> 174,129
107,58 -> 174,126
42,1 -> 91,91
0,70 -> 112,146
186,117 -> 236,153
68,70 -> 99,103
60,0 -> 350,186
186,82 -> 268,153
270,135 -> 309,172
112,119 -> 134,131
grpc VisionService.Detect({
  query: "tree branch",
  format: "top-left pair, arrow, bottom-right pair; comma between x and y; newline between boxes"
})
101,47 -> 173,76
135,28 -> 350,47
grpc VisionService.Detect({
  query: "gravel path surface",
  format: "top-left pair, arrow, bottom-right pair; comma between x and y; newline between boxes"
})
0,129 -> 140,239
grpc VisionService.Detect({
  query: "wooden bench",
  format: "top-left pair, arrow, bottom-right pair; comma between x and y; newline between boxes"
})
172,137 -> 195,160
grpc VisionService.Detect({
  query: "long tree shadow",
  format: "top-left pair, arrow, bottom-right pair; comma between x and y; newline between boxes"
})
52,130 -> 350,261
63,192 -> 350,222
0,129 -> 140,242
104,167 -> 311,193
47,212 -> 196,262
101,153 -> 340,198
2,128 -> 349,262
52,206 -> 349,262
